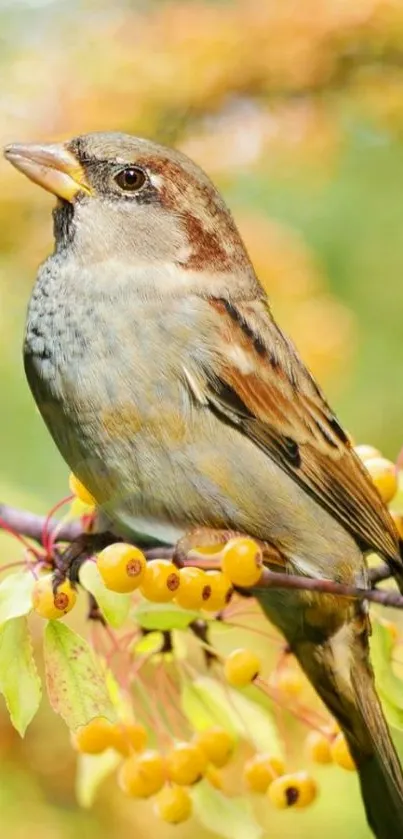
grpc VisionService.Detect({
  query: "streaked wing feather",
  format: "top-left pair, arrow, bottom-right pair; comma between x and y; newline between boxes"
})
192,297 -> 399,563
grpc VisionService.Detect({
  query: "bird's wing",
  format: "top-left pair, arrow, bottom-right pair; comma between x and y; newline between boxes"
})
184,296 -> 400,564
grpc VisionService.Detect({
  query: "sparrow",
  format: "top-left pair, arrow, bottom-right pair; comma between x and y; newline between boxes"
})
4,132 -> 403,838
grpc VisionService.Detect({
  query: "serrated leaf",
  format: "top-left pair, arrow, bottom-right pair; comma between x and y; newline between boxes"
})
0,617 -> 41,736
79,561 -> 131,629
182,676 -> 282,755
76,749 -> 121,808
44,622 -> 116,730
0,571 -> 34,625
192,781 -> 263,839
131,600 -> 200,631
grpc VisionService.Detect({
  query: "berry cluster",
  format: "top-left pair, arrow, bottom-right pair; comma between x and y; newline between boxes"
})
71,713 -> 356,822
72,716 -> 234,824
72,711 -> 357,822
95,544 -> 234,609
244,753 -> 317,808
21,460 -> 399,831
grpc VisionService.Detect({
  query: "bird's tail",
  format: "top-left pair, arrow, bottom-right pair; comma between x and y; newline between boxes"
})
293,621 -> 403,839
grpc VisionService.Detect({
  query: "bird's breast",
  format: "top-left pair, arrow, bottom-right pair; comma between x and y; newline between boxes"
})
23,261 -> 204,504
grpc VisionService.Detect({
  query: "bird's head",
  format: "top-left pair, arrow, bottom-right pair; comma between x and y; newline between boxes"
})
4,132 -> 255,293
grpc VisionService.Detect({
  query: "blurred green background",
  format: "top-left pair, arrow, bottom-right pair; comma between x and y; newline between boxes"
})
1,0 -> 403,836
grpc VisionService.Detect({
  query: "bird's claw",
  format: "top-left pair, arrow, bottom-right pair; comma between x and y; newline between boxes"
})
52,530 -> 120,590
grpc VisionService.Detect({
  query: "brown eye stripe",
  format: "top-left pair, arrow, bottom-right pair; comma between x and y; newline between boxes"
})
135,155 -> 254,273
181,212 -> 232,272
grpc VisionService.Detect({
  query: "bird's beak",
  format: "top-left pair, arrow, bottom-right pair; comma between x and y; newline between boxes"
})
3,141 -> 90,202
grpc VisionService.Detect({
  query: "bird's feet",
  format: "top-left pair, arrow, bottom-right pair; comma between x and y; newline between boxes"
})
52,530 -> 120,589
173,527 -> 246,567
173,527 -> 284,571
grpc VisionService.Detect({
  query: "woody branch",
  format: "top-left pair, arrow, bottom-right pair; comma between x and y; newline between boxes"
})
0,500 -> 400,609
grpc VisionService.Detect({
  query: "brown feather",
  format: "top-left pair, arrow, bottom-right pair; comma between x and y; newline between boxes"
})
199,297 -> 401,565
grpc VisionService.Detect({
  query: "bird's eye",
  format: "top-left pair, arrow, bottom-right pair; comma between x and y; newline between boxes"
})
114,167 -> 146,192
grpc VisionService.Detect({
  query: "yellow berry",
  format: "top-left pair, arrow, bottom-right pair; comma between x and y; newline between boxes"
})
365,457 -> 398,504
205,764 -> 224,790
331,733 -> 356,771
32,575 -> 77,620
69,472 -> 96,506
154,785 -> 192,824
195,727 -> 234,767
268,771 -> 317,809
124,722 -> 148,752
118,750 -> 165,797
97,543 -> 146,593
224,648 -> 261,687
140,559 -> 180,603
354,444 -> 382,464
221,538 -> 263,587
391,511 -> 403,540
305,730 -> 333,764
112,721 -> 148,756
201,570 -> 233,612
166,741 -> 208,786
273,666 -> 305,697
72,716 -> 117,754
243,753 -> 285,793
175,567 -> 211,609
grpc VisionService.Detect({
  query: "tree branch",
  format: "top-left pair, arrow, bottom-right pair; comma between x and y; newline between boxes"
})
0,500 -> 401,609
0,502 -> 82,544
368,562 -> 394,586
253,567 -> 403,611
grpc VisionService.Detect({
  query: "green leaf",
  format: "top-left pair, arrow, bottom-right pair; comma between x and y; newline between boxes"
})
192,781 -> 263,839
79,561 -> 131,629
379,696 -> 403,730
44,622 -> 116,731
0,571 -> 34,625
182,676 -> 282,755
131,600 -> 200,631
76,750 -> 121,808
371,620 -> 403,724
132,631 -> 164,655
182,680 -> 239,734
0,617 -> 41,736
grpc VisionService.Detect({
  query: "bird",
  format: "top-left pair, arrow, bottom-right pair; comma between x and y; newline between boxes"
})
4,131 -> 403,837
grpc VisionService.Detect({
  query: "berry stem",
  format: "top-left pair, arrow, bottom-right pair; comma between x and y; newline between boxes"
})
0,559 -> 34,575
256,676 -> 329,730
156,663 -> 187,740
41,494 -> 74,554
0,513 -> 42,559
133,675 -> 171,748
